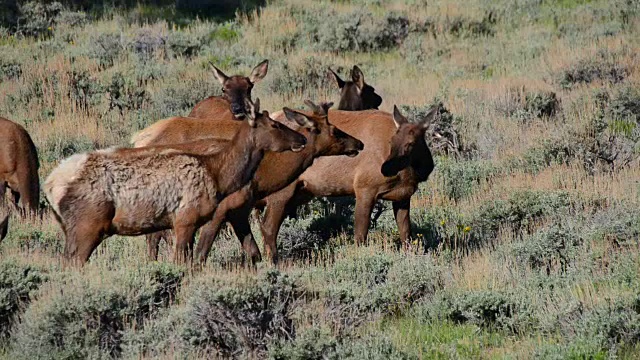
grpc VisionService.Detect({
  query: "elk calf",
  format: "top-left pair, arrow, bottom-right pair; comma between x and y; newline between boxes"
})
44,99 -> 307,266
0,117 -> 40,242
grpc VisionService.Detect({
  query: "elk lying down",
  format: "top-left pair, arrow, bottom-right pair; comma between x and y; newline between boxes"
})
257,105 -> 438,263
143,101 -> 365,264
44,99 -> 307,266
0,117 -> 40,242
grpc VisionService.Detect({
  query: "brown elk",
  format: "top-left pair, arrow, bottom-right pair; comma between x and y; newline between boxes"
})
189,60 -> 269,120
44,99 -> 308,266
139,101 -> 364,264
0,117 -> 40,242
328,65 -> 382,111
258,105 -> 437,263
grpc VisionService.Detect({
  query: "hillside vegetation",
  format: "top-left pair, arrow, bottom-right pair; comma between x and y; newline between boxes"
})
1,0 -> 640,358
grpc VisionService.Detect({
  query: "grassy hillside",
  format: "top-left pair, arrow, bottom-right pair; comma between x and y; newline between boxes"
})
1,0 -> 640,358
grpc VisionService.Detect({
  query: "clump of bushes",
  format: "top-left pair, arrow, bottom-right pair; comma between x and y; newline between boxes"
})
11,263 -> 184,359
436,157 -> 497,201
150,77 -> 218,118
106,72 -> 148,114
86,33 -> 123,68
470,190 -> 574,241
130,26 -> 166,60
67,70 -> 104,113
176,270 -> 298,358
0,59 -> 22,81
420,289 -> 535,334
509,223 -> 583,274
269,328 -> 415,360
0,260 -> 47,341
559,53 -> 627,88
17,1 -> 64,37
494,87 -> 560,120
166,31 -> 202,58
268,57 -> 337,99
296,7 -> 409,53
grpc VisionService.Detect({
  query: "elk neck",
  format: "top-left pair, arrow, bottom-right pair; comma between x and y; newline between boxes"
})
203,123 -> 264,197
411,139 -> 434,182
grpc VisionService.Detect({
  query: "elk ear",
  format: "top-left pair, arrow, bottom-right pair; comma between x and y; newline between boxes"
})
320,102 -> 334,115
210,63 -> 229,85
419,103 -> 440,129
392,105 -> 408,128
352,65 -> 365,91
249,59 -> 269,83
284,107 -> 316,131
328,68 -> 346,89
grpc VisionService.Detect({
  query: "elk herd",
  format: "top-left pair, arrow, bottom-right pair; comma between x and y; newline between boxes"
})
1,60 -> 437,268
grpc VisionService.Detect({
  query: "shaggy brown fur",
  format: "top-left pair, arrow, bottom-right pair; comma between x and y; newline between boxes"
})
0,117 -> 40,242
141,101 -> 364,265
189,60 -> 269,120
45,100 -> 307,266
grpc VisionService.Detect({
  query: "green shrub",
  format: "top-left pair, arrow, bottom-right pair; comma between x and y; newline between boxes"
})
12,263 -> 183,359
106,72 -> 148,114
560,54 -> 627,88
55,10 -> 87,28
299,8 -> 409,52
509,223 -> 583,273
40,134 -> 96,163
586,205 -> 640,248
130,27 -> 165,60
150,77 -> 217,118
0,59 -> 21,80
470,190 -> 574,241
67,70 -> 104,113
421,289 -> 536,334
166,31 -> 202,58
17,1 -> 63,37
0,260 -> 47,341
436,157 -> 497,201
268,327 -> 339,360
268,57 -> 337,98
175,270 -> 299,358
268,329 -> 415,360
86,33 -> 123,68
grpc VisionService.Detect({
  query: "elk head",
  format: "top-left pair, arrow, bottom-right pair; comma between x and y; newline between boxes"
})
381,104 -> 438,178
283,100 -> 364,157
329,65 -> 383,111
244,98 -> 307,153
211,59 -> 269,120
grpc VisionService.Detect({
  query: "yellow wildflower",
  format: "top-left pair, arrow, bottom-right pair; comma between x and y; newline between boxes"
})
440,219 -> 446,226
463,226 -> 471,233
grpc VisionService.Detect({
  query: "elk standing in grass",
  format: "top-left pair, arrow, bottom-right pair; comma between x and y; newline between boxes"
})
44,99 -> 307,266
258,105 -> 437,263
328,65 -> 382,111
0,117 -> 40,242
140,101 -> 364,264
190,60 -> 269,120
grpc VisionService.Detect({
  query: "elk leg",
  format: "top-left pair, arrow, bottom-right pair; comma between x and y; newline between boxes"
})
392,199 -> 412,248
228,204 -> 261,265
146,230 -> 172,261
173,223 -> 196,265
65,222 -> 106,267
260,182 -> 300,264
354,192 -> 377,245
195,185 -> 255,265
0,210 -> 8,242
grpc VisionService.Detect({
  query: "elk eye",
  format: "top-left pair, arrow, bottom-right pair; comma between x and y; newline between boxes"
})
221,88 -> 226,93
